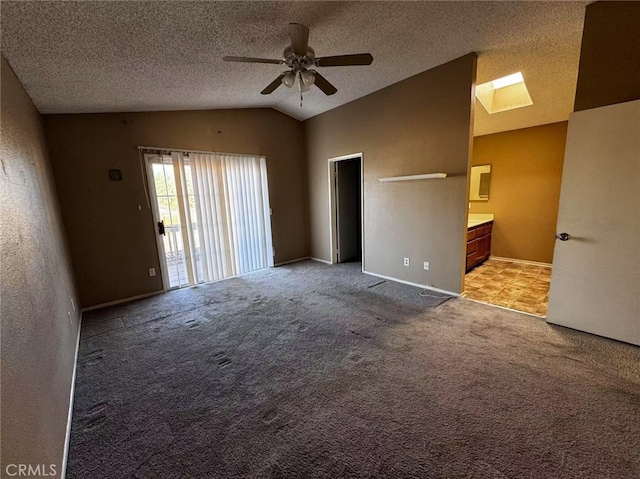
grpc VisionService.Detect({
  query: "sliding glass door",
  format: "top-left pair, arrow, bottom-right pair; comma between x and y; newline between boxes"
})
146,151 -> 273,289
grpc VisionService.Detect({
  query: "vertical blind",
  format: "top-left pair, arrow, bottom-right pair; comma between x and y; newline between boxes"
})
188,152 -> 273,283
151,151 -> 273,287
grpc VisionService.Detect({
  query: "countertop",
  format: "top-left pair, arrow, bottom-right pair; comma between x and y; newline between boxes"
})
468,213 -> 494,228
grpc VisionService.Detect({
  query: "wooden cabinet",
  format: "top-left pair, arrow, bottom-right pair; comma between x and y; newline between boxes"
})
466,221 -> 493,271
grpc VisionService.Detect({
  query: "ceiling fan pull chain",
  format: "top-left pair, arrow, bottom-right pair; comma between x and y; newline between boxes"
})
300,91 -> 303,108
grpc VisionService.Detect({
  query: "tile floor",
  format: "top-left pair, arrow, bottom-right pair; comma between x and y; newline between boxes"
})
463,259 -> 551,316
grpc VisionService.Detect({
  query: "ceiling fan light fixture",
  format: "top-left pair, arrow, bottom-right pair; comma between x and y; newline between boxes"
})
301,70 -> 315,86
282,71 -> 296,88
299,81 -> 311,93
298,72 -> 312,92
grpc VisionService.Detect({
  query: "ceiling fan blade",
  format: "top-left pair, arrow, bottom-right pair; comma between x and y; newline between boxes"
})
312,72 -> 337,96
289,23 -> 309,56
223,56 -> 283,65
261,73 -> 287,95
315,53 -> 373,67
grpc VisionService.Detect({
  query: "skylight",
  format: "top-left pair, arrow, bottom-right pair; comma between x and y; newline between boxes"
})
475,72 -> 533,114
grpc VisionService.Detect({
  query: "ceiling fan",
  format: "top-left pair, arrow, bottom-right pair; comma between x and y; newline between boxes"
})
223,23 -> 373,101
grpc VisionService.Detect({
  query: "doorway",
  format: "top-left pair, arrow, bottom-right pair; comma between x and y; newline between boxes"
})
145,150 -> 274,290
461,122 -> 568,317
328,154 -> 363,267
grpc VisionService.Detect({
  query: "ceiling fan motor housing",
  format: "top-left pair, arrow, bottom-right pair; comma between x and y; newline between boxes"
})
283,46 -> 315,71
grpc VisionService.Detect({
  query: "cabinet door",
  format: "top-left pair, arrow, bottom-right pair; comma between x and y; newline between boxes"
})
482,235 -> 491,260
466,251 -> 477,269
466,237 -> 477,269
467,237 -> 477,256
475,235 -> 485,259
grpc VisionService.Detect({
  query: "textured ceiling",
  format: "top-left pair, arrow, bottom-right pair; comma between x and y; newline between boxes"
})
1,1 -> 587,135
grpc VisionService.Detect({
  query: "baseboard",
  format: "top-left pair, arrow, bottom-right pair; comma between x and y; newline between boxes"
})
421,283 -> 460,297
81,290 -> 164,313
274,256 -> 310,266
362,270 -> 459,297
310,257 -> 332,265
461,295 -> 545,319
490,256 -> 552,268
61,313 -> 82,479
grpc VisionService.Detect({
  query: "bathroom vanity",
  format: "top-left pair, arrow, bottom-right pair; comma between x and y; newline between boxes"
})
466,214 -> 494,271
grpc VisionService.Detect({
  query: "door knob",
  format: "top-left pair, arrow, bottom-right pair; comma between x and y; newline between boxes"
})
556,232 -> 570,241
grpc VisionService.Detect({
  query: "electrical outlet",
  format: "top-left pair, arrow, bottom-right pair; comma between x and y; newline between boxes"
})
403,257 -> 410,267
149,268 -> 156,277
424,262 -> 430,270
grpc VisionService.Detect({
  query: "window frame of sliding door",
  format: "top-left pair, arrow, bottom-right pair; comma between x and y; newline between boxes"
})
144,153 -> 174,291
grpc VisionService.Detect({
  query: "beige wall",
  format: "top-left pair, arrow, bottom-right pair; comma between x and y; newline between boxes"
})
304,54 -> 476,294
44,109 -> 308,308
574,1 -> 640,112
470,122 -> 567,264
1,56 -> 80,475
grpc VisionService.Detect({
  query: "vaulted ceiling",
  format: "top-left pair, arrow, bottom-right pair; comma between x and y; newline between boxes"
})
1,1 -> 588,136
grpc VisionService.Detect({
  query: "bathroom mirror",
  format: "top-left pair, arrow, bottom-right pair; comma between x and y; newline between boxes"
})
469,165 -> 491,201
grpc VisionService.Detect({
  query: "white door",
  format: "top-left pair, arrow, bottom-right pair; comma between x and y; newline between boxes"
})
547,100 -> 640,345
146,154 -> 191,289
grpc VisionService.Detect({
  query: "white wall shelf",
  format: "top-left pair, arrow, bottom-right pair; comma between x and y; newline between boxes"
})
378,173 -> 447,183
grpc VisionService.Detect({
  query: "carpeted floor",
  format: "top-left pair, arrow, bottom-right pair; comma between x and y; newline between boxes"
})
68,261 -> 640,479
